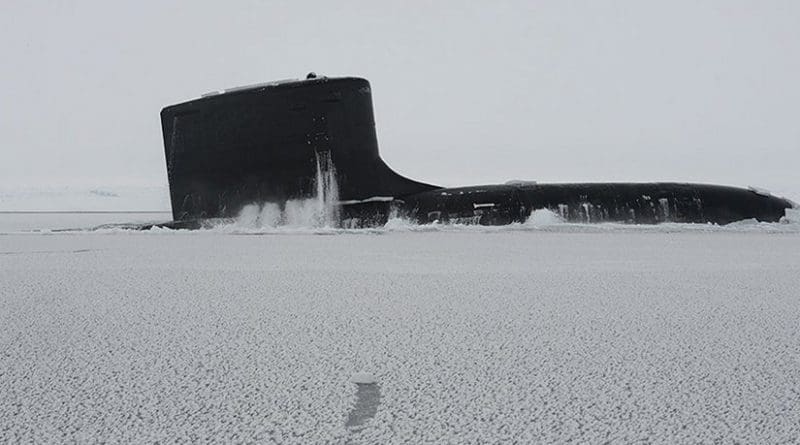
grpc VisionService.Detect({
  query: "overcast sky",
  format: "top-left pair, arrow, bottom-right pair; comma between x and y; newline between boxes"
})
2,0 -> 799,201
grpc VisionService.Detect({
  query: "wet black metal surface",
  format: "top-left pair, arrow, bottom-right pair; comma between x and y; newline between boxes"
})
161,75 -> 794,227
161,76 -> 435,221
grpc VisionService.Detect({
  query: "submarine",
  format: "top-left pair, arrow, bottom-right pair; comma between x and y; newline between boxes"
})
158,73 -> 795,229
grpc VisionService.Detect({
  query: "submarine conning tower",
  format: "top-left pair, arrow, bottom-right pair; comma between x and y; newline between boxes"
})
161,74 -> 436,220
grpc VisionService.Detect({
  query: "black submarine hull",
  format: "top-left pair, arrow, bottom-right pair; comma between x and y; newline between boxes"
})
160,75 -> 794,228
399,182 -> 792,226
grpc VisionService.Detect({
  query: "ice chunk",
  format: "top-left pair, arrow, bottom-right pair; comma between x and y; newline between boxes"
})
781,207 -> 800,224
525,208 -> 565,226
747,186 -> 774,197
350,372 -> 377,385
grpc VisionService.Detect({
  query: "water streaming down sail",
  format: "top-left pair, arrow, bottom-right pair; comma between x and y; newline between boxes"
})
313,150 -> 340,227
235,150 -> 341,228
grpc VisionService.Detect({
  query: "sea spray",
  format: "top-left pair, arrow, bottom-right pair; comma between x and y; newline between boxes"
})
524,208 -> 566,226
236,150 -> 341,228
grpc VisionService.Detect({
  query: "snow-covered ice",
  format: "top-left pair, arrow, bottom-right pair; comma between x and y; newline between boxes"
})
0,186 -> 169,212
1,215 -> 799,443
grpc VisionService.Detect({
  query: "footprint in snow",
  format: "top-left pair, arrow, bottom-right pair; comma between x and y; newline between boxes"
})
345,372 -> 380,431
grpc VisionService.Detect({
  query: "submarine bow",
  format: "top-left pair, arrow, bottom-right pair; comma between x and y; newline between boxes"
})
161,74 -> 794,227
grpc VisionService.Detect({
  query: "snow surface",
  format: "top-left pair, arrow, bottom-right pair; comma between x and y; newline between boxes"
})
1,214 -> 800,443
0,212 -> 172,233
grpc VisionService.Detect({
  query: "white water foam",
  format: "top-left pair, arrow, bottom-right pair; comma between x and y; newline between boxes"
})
13,205 -> 794,235
7,212 -> 799,236
524,208 -> 566,226
235,151 -> 341,229
6,193 -> 800,236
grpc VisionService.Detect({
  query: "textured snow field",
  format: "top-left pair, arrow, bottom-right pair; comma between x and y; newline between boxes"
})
2,225 -> 800,443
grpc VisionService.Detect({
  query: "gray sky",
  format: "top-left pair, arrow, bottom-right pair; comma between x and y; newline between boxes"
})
2,0 -> 799,200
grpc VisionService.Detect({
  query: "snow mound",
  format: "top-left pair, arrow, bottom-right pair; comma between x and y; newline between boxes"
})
524,208 -> 565,226
350,372 -> 377,385
781,207 -> 800,224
